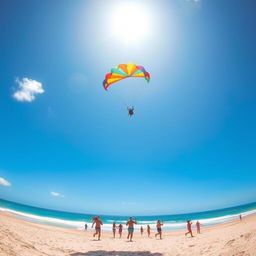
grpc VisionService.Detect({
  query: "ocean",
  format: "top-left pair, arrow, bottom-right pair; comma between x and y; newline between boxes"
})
0,198 -> 255,232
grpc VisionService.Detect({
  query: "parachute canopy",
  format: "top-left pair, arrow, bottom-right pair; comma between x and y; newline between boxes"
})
103,63 -> 150,90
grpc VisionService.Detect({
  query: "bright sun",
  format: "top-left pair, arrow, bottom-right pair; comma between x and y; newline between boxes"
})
111,2 -> 150,44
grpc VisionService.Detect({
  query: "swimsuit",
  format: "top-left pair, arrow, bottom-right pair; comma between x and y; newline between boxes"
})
128,227 -> 134,233
157,228 -> 162,232
95,227 -> 101,230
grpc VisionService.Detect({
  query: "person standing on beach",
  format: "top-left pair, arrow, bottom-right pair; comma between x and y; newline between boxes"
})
185,220 -> 194,237
126,217 -> 137,242
84,223 -> 88,231
239,214 -> 242,221
118,224 -> 123,238
155,220 -> 163,239
196,221 -> 201,234
147,225 -> 151,237
140,226 -> 144,236
112,222 -> 117,238
92,216 -> 103,240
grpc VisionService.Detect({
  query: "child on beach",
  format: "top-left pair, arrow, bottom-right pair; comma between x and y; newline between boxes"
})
185,220 -> 194,237
196,221 -> 201,234
126,217 -> 137,242
92,216 -> 103,240
147,225 -> 151,237
118,224 -> 123,238
140,226 -> 144,236
112,222 -> 116,238
155,220 -> 163,239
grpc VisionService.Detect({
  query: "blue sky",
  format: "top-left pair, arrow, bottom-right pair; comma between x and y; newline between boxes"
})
0,0 -> 255,215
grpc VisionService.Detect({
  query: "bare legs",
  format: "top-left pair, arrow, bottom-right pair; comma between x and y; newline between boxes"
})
155,231 -> 162,239
127,231 -> 133,242
93,229 -> 101,240
185,230 -> 194,237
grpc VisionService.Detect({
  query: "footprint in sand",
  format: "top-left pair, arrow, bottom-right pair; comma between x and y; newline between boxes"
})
203,245 -> 212,253
225,239 -> 235,246
243,233 -> 252,240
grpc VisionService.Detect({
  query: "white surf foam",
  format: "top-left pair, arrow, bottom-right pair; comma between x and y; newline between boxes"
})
1,207 -> 255,231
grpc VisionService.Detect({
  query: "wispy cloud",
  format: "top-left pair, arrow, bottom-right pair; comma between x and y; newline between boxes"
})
51,191 -> 64,197
0,177 -> 11,187
12,78 -> 44,102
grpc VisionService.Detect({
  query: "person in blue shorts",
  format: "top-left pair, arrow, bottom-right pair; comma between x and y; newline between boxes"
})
126,217 -> 137,242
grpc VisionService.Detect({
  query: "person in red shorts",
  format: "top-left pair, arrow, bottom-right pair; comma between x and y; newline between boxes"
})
92,216 -> 103,240
140,226 -> 144,236
147,225 -> 151,237
196,221 -> 201,234
185,220 -> 194,237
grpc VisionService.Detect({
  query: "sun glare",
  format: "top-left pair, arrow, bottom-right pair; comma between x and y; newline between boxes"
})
111,2 -> 151,44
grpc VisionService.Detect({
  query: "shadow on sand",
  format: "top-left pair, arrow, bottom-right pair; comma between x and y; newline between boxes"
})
70,251 -> 163,256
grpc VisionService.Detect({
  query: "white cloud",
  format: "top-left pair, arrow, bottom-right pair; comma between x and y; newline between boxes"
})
0,177 -> 11,187
51,191 -> 64,197
13,78 -> 44,102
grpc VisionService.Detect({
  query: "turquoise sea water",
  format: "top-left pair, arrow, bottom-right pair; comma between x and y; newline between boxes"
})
0,198 -> 255,231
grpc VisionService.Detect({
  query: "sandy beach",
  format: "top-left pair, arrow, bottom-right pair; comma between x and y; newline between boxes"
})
0,212 -> 255,256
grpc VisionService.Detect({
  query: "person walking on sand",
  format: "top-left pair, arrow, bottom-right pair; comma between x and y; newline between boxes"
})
140,226 -> 144,236
92,216 -> 103,240
185,220 -> 194,237
239,214 -> 242,221
112,222 -> 117,238
155,220 -> 163,239
84,223 -> 88,231
118,224 -> 123,238
126,217 -> 137,242
147,225 -> 151,237
196,221 -> 201,234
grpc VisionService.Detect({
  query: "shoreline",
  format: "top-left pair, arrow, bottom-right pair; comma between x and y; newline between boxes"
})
1,205 -> 255,232
1,211 -> 253,235
0,211 -> 256,255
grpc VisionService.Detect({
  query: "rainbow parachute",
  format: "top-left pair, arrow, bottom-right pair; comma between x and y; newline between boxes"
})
103,63 -> 150,90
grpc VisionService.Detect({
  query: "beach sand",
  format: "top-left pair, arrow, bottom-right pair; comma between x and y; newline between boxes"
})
0,212 -> 255,256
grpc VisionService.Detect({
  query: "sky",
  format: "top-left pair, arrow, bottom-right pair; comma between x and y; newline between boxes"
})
0,0 -> 255,215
